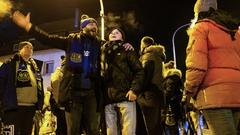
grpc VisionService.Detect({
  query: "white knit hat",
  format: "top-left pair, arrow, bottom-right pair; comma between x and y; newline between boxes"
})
194,0 -> 218,14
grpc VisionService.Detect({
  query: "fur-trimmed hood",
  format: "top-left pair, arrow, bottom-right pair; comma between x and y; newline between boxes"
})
163,68 -> 182,79
140,45 -> 166,62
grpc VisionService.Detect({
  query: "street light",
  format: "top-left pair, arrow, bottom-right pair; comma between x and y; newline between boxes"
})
171,23 -> 190,69
99,0 -> 105,41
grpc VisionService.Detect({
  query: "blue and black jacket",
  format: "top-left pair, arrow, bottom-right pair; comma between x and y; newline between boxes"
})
29,25 -> 103,111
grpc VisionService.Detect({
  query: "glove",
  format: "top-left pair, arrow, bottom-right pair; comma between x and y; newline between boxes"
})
181,94 -> 195,113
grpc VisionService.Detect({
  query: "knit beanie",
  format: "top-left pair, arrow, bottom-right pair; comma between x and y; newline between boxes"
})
107,27 -> 126,41
140,36 -> 155,53
80,14 -> 97,29
18,41 -> 33,50
194,0 -> 217,14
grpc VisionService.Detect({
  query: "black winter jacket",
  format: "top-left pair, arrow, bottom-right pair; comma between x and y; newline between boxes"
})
101,40 -> 144,104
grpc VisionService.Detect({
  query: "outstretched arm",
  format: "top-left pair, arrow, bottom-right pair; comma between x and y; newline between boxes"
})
12,11 -> 68,50
12,11 -> 32,32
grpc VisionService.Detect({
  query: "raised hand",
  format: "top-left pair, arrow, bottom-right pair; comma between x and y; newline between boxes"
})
126,90 -> 137,101
12,10 -> 32,31
123,43 -> 134,51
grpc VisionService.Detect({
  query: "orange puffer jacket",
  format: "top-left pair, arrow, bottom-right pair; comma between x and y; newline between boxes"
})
185,19 -> 240,109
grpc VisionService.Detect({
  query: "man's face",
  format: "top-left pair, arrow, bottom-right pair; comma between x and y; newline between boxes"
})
19,44 -> 33,60
83,22 -> 98,37
109,29 -> 123,41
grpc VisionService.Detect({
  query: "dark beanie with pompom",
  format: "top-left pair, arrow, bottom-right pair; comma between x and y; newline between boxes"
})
80,14 -> 97,29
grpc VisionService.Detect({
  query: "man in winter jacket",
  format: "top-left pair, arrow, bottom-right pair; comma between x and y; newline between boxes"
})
0,41 -> 44,135
185,0 -> 240,134
138,36 -> 165,135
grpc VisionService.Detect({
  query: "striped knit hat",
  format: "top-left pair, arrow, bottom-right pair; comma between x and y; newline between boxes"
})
80,14 -> 97,29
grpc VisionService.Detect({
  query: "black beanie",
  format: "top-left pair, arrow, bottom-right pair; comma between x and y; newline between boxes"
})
107,27 -> 126,41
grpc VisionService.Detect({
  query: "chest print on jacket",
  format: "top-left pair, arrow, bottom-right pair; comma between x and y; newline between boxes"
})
17,62 -> 32,87
70,52 -> 82,63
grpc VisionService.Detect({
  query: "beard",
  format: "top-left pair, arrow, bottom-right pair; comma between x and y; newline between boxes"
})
84,27 -> 98,37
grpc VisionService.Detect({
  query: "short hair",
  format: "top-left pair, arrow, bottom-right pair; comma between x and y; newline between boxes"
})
18,41 -> 33,50
141,36 -> 155,46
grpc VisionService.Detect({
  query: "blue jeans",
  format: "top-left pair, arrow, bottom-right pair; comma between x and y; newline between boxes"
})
105,101 -> 136,135
202,108 -> 240,135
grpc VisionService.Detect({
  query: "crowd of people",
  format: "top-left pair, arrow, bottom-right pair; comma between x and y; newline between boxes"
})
0,0 -> 240,135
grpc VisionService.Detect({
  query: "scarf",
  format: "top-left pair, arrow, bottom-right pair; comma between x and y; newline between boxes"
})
12,54 -> 41,89
100,40 -> 123,79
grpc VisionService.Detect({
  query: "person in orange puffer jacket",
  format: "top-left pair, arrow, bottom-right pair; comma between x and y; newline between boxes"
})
185,0 -> 240,134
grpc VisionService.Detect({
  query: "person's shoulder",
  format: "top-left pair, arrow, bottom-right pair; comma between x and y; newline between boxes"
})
145,45 -> 165,53
68,33 -> 80,39
4,54 -> 19,64
188,20 -> 211,36
0,58 -> 15,72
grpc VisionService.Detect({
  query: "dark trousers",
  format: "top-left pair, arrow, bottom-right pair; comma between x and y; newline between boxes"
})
53,107 -> 67,135
141,106 -> 163,135
3,106 -> 36,135
71,90 -> 100,135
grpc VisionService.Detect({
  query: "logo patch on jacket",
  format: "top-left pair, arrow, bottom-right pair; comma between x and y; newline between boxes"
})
70,53 -> 82,63
84,50 -> 90,56
17,62 -> 32,87
17,70 -> 30,82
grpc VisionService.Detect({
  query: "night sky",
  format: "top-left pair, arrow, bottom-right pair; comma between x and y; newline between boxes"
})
0,0 -> 239,76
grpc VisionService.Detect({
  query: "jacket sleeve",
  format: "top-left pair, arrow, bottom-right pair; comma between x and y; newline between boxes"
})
127,50 -> 144,95
50,68 -> 63,99
142,60 -> 154,90
0,63 -> 7,103
0,66 -> 3,112
185,22 -> 209,98
29,25 -> 69,50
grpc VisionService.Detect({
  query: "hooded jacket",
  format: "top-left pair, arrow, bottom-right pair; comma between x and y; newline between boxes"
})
138,45 -> 165,107
137,45 -> 165,135
185,10 -> 240,109
140,45 -> 165,91
163,68 -> 182,100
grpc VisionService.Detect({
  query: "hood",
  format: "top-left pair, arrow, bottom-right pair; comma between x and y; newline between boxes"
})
199,8 -> 240,31
141,45 -> 166,61
196,8 -> 240,40
163,68 -> 182,79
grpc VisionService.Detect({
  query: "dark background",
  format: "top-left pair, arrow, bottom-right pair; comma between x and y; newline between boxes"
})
0,0 -> 239,75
